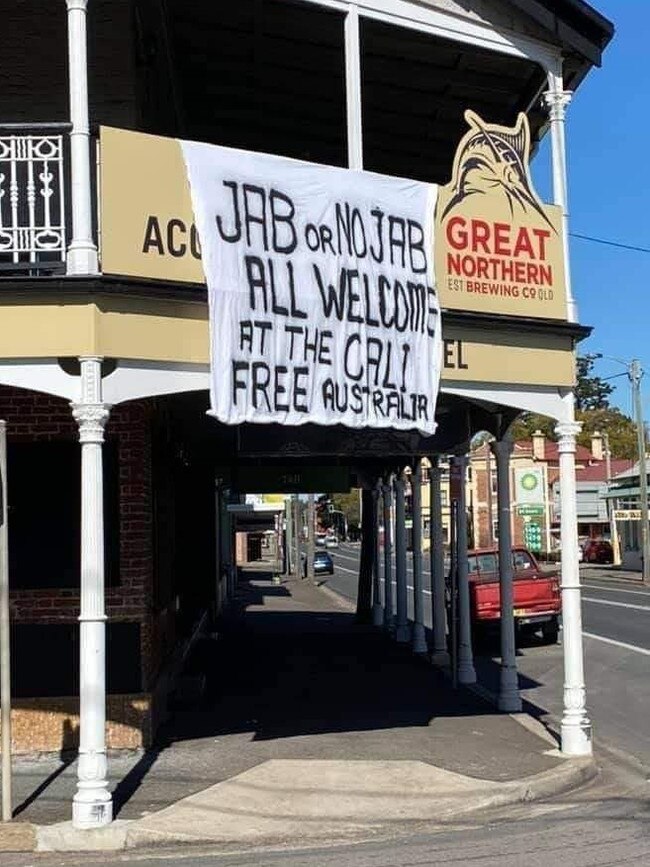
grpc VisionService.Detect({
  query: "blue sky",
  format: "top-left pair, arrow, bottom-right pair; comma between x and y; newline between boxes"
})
530,1 -> 649,417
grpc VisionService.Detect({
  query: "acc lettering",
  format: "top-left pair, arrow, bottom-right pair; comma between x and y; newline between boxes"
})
142,215 -> 201,259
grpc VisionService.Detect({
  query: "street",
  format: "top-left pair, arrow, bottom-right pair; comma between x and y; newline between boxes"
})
323,543 -> 650,771
4,784 -> 650,867
4,549 -> 649,867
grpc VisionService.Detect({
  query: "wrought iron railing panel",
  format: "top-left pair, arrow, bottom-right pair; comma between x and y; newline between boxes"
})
0,125 -> 69,274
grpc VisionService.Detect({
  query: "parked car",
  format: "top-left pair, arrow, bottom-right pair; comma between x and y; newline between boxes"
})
324,534 -> 339,549
582,538 -> 613,564
304,550 -> 334,576
447,547 -> 561,644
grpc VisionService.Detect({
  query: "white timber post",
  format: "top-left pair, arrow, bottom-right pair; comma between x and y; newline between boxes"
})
454,455 -> 476,684
394,472 -> 410,643
344,4 -> 363,170
65,0 -> 99,275
411,461 -> 427,653
543,74 -> 574,322
429,457 -> 448,664
491,437 -> 521,712
372,481 -> 383,626
71,357 -> 112,828
545,66 -> 592,754
556,419 -> 592,755
382,476 -> 395,632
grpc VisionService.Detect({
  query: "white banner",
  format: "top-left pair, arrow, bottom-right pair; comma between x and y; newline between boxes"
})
181,140 -> 442,434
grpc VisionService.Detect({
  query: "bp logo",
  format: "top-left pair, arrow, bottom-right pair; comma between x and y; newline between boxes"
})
520,472 -> 539,492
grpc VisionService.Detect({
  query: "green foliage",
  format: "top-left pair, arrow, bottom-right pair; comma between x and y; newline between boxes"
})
576,408 -> 638,460
575,355 -> 614,412
505,357 -> 636,459
331,490 -> 361,530
507,413 -> 555,442
317,490 -> 361,533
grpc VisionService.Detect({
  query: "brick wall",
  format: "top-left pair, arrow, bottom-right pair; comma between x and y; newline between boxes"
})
0,694 -> 152,755
1,386 -> 154,691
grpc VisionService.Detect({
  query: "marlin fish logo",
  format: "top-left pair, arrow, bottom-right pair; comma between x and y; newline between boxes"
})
441,111 -> 556,232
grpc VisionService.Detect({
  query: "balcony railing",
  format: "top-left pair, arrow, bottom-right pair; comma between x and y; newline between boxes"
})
0,123 -> 70,275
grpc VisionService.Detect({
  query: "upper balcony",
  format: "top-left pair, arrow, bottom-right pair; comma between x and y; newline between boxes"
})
0,0 -> 612,291
0,123 -> 70,277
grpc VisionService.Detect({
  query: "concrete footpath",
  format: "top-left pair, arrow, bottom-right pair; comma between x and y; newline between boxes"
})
1,567 -> 596,853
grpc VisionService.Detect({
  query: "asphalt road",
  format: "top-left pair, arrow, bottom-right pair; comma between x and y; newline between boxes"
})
5,545 -> 649,867
6,787 -> 650,866
322,543 -> 650,771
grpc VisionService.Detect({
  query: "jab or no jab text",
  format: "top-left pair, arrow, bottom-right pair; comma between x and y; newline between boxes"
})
181,142 -> 442,434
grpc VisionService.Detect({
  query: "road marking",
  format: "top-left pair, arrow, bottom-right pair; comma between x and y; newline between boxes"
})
334,564 -> 360,576
335,551 -> 431,573
583,631 -> 650,656
582,583 -> 650,597
582,596 -> 650,612
333,567 -> 432,595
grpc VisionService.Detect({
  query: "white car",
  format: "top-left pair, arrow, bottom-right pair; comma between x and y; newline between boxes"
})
324,535 -> 339,549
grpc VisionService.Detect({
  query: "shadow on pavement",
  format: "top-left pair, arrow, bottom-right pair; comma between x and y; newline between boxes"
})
106,567 -> 561,819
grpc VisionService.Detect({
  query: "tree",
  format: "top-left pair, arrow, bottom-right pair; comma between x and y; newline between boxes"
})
576,408 -> 637,460
507,413 -> 555,442
331,490 -> 361,532
505,356 -> 636,459
317,490 -> 361,536
574,355 -> 614,411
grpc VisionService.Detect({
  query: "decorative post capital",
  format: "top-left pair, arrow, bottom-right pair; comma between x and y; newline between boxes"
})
72,403 -> 110,444
66,0 -> 89,11
542,89 -> 573,122
555,421 -> 582,453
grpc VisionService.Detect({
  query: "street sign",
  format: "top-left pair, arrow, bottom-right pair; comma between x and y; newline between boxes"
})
517,504 -> 544,517
612,509 -> 642,521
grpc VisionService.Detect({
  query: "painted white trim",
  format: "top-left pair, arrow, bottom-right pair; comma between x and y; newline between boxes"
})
0,361 -> 577,424
102,361 -> 209,405
441,382 -> 571,422
71,358 -> 112,828
65,0 -> 98,274
0,359 -> 79,401
345,6 -> 364,169
299,0 -> 561,68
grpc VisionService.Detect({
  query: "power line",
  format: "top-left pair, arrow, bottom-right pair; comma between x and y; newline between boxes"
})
570,232 -> 650,255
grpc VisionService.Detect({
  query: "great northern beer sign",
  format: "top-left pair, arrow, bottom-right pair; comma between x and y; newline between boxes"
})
435,111 -> 567,320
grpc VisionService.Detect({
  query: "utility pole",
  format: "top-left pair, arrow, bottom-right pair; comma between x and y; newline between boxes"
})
284,498 -> 291,574
630,360 -> 650,585
306,494 -> 315,582
485,444 -> 494,546
293,495 -> 302,579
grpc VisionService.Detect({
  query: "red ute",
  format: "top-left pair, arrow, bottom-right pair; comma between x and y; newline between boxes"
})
465,547 -> 561,644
